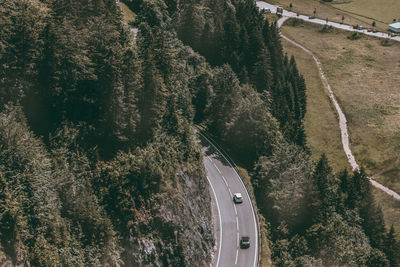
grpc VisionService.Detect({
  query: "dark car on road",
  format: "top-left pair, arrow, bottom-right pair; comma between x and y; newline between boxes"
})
233,193 -> 243,204
240,236 -> 250,249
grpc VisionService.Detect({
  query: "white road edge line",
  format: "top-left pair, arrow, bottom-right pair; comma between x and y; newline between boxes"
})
235,249 -> 239,265
207,175 -> 222,267
200,132 -> 258,267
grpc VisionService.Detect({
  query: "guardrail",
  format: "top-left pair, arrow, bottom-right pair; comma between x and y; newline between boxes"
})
196,128 -> 262,267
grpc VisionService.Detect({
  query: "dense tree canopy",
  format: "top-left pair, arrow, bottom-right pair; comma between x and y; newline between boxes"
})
0,0 -> 398,266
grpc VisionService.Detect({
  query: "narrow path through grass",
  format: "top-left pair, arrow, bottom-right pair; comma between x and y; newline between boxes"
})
278,18 -> 400,237
277,17 -> 400,201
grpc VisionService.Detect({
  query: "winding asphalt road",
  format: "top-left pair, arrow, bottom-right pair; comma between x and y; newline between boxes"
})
256,1 -> 400,42
199,133 -> 259,267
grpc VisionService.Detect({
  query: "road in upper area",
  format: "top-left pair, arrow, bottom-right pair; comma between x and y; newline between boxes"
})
199,133 -> 259,267
256,1 -> 400,42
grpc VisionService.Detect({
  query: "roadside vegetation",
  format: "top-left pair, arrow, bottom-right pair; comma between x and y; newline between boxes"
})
281,18 -> 400,239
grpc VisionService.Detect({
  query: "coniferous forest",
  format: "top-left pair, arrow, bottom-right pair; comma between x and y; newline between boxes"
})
0,0 -> 399,266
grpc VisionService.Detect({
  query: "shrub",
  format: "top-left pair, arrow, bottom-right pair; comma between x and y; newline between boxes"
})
286,18 -> 304,27
380,39 -> 393,46
347,32 -> 362,40
320,25 -> 334,33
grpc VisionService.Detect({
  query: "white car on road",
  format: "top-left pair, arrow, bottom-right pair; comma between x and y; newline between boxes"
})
233,193 -> 243,204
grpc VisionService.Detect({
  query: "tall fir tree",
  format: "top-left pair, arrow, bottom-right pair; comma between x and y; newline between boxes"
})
384,225 -> 400,267
309,154 -> 340,223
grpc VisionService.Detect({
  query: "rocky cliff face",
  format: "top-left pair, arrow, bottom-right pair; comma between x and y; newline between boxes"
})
123,165 -> 214,266
0,107 -> 215,266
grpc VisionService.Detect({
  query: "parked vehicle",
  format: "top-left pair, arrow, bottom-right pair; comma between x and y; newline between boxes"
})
308,16 -> 315,19
261,8 -> 271,14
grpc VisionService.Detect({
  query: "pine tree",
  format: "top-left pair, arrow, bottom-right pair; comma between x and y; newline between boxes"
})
349,169 -> 387,250
366,248 -> 389,267
177,3 -> 203,50
384,225 -> 400,267
253,142 -> 312,232
251,52 -> 272,94
198,22 -> 215,61
361,203 -> 386,249
221,5 -> 241,72
208,65 -> 242,138
0,0 -> 49,105
310,154 -> 340,222
135,23 -> 167,144
337,169 -> 351,213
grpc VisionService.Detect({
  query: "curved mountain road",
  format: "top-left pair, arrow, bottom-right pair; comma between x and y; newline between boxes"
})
199,133 -> 259,267
120,0 -> 261,262
263,8 -> 400,200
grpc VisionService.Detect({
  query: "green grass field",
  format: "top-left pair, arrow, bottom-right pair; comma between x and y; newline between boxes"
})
280,19 -> 400,238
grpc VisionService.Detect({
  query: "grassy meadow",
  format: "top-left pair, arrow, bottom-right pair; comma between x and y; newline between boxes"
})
280,19 -> 400,237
